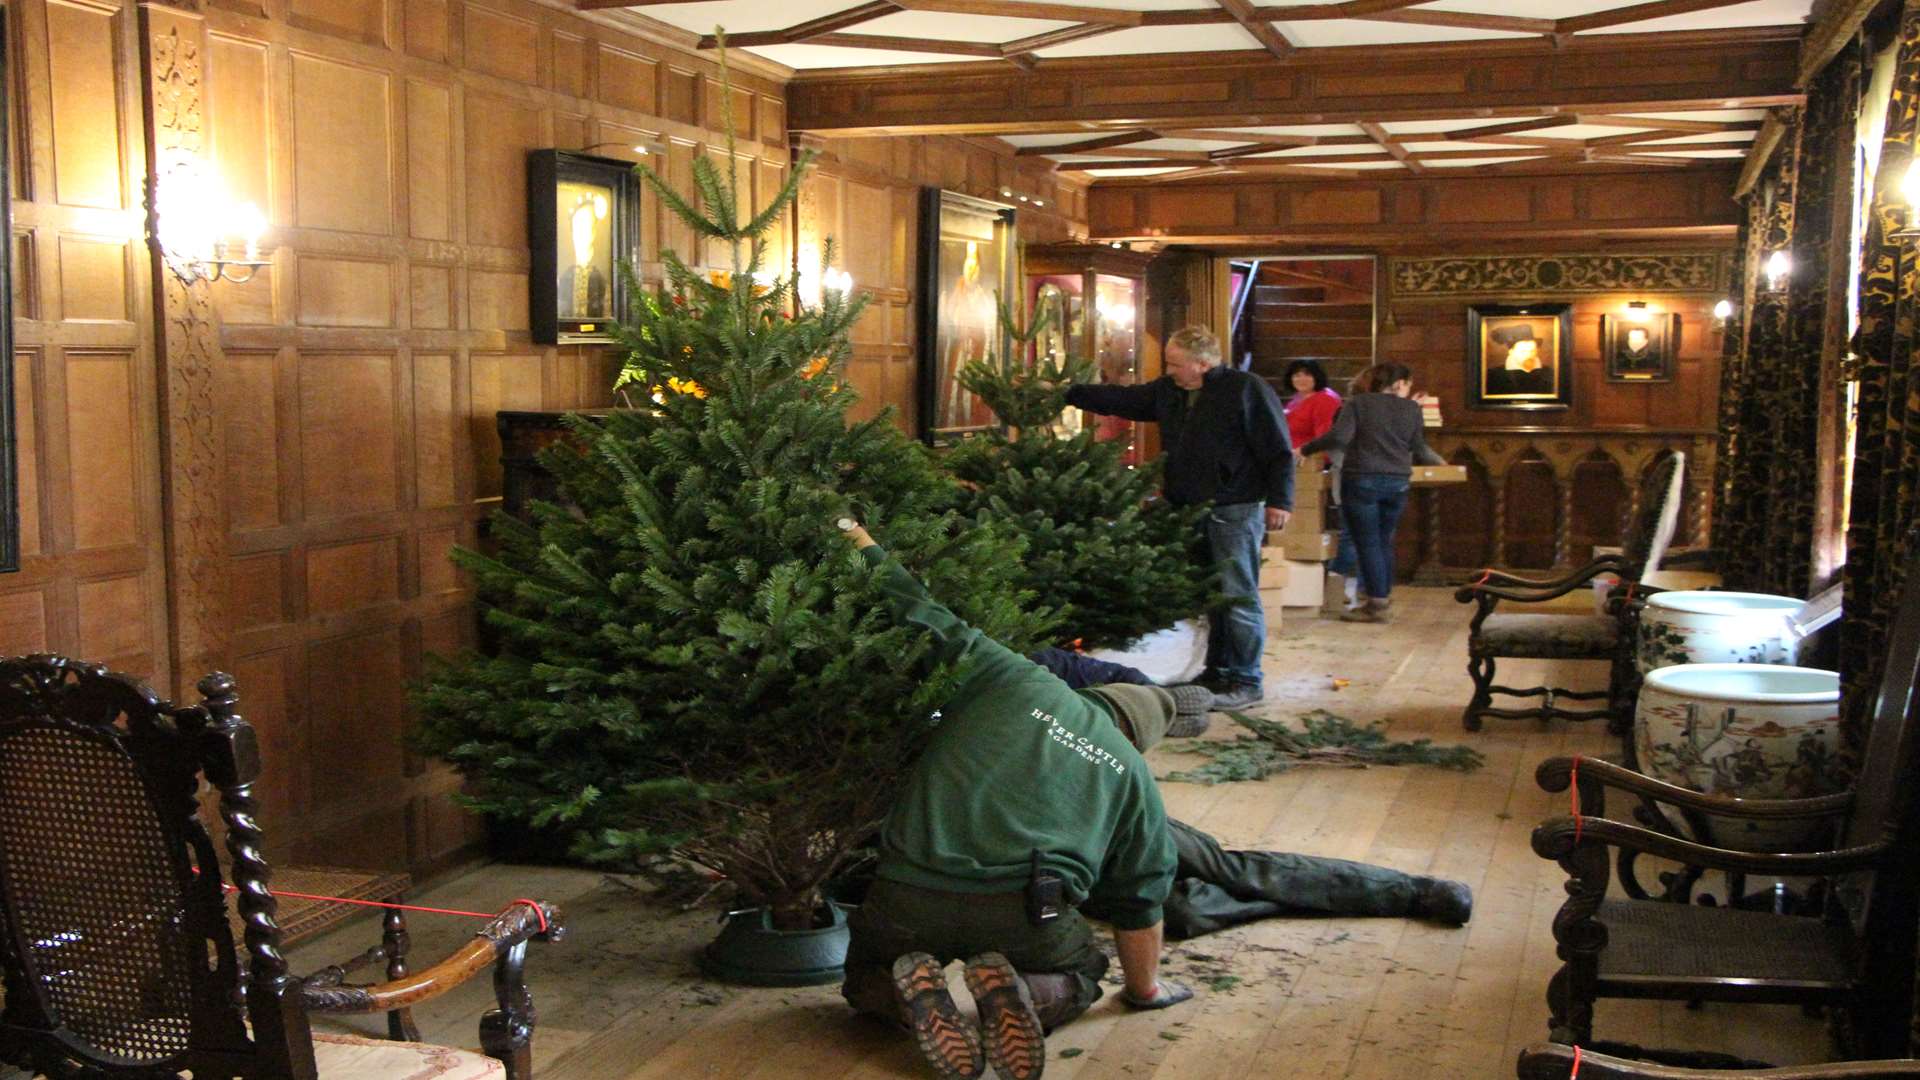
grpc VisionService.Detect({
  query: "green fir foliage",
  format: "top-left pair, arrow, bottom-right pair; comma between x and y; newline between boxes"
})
411,49 -> 1047,929
1160,710 -> 1485,786
944,302 -> 1216,650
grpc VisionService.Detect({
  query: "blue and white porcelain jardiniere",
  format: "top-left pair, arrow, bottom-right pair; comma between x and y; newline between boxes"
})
1636,591 -> 1801,675
1632,663 -> 1842,851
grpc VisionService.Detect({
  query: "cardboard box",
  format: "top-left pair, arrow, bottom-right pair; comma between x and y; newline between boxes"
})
1281,530 -> 1337,562
1410,464 -> 1468,485
1267,503 -> 1323,538
1271,559 -> 1325,608
1257,553 -> 1291,591
1293,459 -> 1328,507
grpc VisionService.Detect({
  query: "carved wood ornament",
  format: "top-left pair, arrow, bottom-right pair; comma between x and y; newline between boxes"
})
138,1 -> 230,695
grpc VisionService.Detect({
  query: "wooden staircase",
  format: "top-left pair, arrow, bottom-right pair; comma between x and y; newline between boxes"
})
1247,282 -> 1374,394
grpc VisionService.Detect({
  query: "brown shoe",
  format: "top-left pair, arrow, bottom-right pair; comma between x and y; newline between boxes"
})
964,953 -> 1046,1080
1338,605 -> 1379,623
893,953 -> 985,1079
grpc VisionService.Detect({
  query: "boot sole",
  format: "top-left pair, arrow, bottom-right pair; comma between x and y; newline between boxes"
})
893,953 -> 985,1079
964,953 -> 1046,1080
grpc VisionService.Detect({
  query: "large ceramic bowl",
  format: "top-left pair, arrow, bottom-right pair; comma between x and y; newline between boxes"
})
1632,663 -> 1841,851
1637,590 -> 1801,675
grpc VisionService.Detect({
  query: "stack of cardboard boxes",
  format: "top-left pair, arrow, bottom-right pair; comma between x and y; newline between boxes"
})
1259,458 -> 1333,609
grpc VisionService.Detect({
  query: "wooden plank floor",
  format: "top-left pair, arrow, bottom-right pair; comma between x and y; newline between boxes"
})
291,586 -> 1834,1077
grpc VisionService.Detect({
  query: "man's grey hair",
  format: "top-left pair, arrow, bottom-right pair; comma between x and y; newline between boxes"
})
1167,325 -> 1223,367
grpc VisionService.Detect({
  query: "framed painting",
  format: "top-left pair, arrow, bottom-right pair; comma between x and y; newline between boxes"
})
916,188 -> 1017,445
528,150 -> 641,345
1466,303 -> 1573,411
1603,312 -> 1679,383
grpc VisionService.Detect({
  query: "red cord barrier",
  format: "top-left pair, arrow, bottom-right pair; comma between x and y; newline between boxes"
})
1570,754 -> 1584,844
1474,568 -> 1493,586
1570,1044 -> 1582,1077
195,869 -> 546,930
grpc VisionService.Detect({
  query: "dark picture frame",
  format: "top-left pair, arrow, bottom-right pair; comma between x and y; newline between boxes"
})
0,10 -> 17,573
915,188 -> 1017,445
1465,302 -> 1573,411
528,150 -> 641,345
1602,312 -> 1679,383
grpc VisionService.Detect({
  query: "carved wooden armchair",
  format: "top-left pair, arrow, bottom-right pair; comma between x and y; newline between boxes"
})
1519,1044 -> 1920,1079
0,655 -> 565,1079
1455,451 -> 1694,732
1527,533 -> 1920,1058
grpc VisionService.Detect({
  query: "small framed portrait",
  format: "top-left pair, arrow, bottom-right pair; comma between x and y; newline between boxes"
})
1466,303 -> 1573,411
915,188 -> 1018,444
528,150 -> 641,345
1602,312 -> 1679,383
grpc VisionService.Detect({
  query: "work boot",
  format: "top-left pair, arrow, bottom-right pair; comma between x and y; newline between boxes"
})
1209,682 -> 1264,710
1164,683 -> 1214,738
964,953 -> 1046,1080
892,953 -> 985,1079
1410,877 -> 1474,926
1341,597 -> 1392,623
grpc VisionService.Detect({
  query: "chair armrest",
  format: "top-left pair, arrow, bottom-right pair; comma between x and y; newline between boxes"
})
302,900 -> 564,1015
1659,548 -> 1721,570
1531,815 -> 1885,876
1519,1043 -> 1920,1078
1455,556 -> 1627,604
1536,756 -> 1854,821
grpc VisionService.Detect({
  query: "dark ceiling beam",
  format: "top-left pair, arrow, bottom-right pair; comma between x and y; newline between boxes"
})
888,0 -> 1144,23
800,32 -> 1008,56
1216,0 -> 1296,58
1555,0 -> 1763,34
1366,9 -> 1555,33
1798,0 -> 1878,87
1001,22 -> 1128,56
697,2 -> 902,48
1014,129 -> 1159,155
1360,120 -> 1423,174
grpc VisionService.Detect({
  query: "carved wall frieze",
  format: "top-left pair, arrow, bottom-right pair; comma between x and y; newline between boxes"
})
1388,252 -> 1735,302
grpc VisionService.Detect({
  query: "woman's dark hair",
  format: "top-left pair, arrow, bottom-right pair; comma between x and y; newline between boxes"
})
1282,359 -> 1329,394
1356,362 -> 1414,394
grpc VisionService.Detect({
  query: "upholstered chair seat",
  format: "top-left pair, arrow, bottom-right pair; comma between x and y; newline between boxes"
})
1474,613 -> 1621,658
313,1032 -> 507,1079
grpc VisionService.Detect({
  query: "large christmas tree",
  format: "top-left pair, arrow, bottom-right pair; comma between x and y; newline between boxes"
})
944,312 -> 1216,650
413,107 -> 1045,931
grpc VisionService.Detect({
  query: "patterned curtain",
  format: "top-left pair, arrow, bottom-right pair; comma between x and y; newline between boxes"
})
1717,55 -> 1859,603
1846,1 -> 1920,766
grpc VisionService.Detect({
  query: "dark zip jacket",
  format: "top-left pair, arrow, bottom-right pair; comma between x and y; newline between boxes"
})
1066,367 -> 1294,510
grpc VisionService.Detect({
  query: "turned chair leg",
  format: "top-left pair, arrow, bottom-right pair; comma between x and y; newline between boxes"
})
481,940 -> 535,1080
1462,653 -> 1493,731
383,904 -> 422,1042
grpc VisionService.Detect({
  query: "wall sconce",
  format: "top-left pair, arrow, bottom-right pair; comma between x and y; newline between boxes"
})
1712,299 -> 1734,324
997,186 -> 1045,209
1624,300 -> 1651,323
155,172 -> 269,285
1763,250 -> 1792,291
795,243 -> 854,306
1891,159 -> 1920,241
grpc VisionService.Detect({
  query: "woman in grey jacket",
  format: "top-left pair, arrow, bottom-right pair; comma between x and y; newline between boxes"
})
1300,363 -> 1445,623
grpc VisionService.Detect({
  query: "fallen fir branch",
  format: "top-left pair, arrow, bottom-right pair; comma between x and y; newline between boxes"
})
1158,710 -> 1485,786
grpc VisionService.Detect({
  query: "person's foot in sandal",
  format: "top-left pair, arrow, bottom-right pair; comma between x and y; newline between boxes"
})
892,953 -> 985,1079
964,952 -> 1046,1080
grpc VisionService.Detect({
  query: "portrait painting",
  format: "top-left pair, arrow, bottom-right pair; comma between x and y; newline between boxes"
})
529,150 -> 641,345
1602,312 -> 1679,383
1466,303 -> 1573,411
916,189 -> 1017,444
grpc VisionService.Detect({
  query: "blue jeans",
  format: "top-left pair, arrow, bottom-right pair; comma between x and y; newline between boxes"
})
1341,474 -> 1411,602
1202,501 -> 1268,688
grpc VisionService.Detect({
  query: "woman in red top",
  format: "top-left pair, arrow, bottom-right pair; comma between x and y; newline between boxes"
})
1282,359 -> 1341,449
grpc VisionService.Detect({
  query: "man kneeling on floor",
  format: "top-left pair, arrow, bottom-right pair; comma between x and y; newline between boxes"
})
835,517 -> 1188,1080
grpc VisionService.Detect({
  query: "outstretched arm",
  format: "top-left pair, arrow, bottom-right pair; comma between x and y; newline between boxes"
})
1066,381 -> 1163,422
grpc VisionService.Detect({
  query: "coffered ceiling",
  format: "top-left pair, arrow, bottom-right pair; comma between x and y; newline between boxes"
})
586,0 -> 1819,181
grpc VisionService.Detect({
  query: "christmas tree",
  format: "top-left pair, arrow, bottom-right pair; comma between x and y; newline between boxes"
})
944,308 -> 1216,650
412,76 -> 1045,931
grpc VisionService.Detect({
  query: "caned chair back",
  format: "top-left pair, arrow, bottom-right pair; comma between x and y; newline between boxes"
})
0,655 -> 305,1078
1843,530 -> 1920,855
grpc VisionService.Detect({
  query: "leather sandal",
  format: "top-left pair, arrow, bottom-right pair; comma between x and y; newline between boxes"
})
892,953 -> 985,1079
964,952 -> 1046,1080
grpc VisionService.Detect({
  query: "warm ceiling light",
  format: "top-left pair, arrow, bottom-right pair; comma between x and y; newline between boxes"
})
1032,198 -> 1045,207
1713,299 -> 1734,320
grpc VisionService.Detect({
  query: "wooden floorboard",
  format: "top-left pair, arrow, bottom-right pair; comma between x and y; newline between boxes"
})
282,586 -> 1834,1077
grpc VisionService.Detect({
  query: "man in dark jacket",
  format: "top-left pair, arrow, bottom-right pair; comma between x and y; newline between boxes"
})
1064,326 -> 1294,710
835,519 -> 1191,1080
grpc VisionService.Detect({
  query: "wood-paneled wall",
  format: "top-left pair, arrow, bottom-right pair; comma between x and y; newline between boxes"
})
4,1 -> 172,689
799,136 -> 1086,433
0,0 -> 1095,877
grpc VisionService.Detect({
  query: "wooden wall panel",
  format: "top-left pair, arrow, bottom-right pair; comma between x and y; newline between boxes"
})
44,1 -> 124,210
290,54 -> 392,234
64,353 -> 139,550
298,353 -> 399,519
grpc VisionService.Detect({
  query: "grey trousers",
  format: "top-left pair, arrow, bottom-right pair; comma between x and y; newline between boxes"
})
1161,819 -> 1420,939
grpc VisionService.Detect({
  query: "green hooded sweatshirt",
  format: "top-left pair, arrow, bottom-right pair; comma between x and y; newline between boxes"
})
862,544 -> 1174,931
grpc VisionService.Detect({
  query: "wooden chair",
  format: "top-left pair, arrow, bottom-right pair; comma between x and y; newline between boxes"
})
0,655 -> 565,1079
1527,531 -> 1920,1058
1455,451 -> 1695,732
1519,1044 -> 1920,1079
